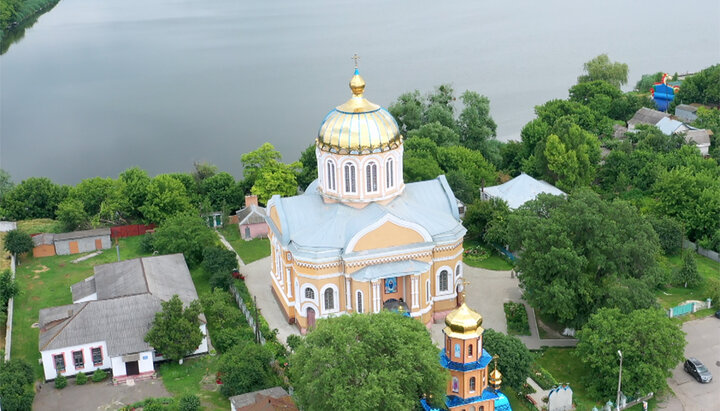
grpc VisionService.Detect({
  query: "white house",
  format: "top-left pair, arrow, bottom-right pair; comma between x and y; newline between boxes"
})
39,254 -> 208,382
481,173 -> 566,210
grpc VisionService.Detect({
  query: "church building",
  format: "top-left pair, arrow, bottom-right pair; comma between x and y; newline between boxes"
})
265,66 -> 466,332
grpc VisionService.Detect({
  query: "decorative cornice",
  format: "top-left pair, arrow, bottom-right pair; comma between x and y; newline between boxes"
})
345,251 -> 432,268
434,240 -> 463,253
294,260 -> 343,270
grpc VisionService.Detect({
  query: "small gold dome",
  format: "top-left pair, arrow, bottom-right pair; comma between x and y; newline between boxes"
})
317,68 -> 401,155
444,303 -> 484,336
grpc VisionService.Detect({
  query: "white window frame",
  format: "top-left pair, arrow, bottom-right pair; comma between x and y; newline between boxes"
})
436,266 -> 452,295
343,162 -> 357,193
320,284 -> 340,314
301,284 -> 319,304
365,162 -> 378,193
386,157 -> 394,188
326,159 -> 337,192
426,279 -> 431,303
356,290 -> 364,313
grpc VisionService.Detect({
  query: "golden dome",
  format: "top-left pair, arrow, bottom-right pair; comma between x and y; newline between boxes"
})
444,303 -> 484,337
317,68 -> 402,155
489,368 -> 503,388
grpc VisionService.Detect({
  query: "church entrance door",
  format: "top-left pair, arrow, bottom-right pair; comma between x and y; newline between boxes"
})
307,307 -> 316,329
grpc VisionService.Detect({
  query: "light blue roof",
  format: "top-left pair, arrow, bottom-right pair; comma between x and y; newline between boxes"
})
483,173 -> 565,210
655,117 -> 686,135
267,175 -> 465,261
352,260 -> 430,281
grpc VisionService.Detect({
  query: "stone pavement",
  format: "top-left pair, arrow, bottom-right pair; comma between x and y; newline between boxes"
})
33,378 -> 170,411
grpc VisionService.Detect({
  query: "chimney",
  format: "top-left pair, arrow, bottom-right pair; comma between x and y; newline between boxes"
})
245,195 -> 259,208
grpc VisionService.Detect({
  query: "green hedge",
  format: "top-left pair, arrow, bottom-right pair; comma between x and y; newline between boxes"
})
504,302 -> 530,335
530,362 -> 558,390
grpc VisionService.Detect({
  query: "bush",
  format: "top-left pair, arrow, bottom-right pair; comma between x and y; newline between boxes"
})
139,233 -> 155,253
648,215 -> 683,255
286,334 -> 303,352
92,368 -> 108,382
55,374 -> 67,389
504,302 -> 530,335
530,362 -> 558,390
3,229 -> 33,256
75,372 -> 88,385
179,394 -> 201,411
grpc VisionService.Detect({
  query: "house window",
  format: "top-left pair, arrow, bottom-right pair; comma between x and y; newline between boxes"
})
366,162 -> 378,192
305,288 -> 315,300
439,270 -> 449,292
386,158 -> 394,188
324,288 -> 334,310
91,347 -> 102,365
426,279 -> 431,303
468,344 -> 473,357
344,163 -> 356,193
54,354 -> 65,372
452,377 -> 459,393
357,291 -> 363,313
326,160 -> 336,191
73,350 -> 84,369
470,376 -> 476,392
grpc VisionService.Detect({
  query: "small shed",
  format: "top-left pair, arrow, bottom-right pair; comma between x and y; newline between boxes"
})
54,228 -> 111,256
655,117 -> 690,135
32,233 -> 56,258
675,104 -> 699,122
481,173 -> 566,210
237,195 -> 268,240
683,129 -> 712,157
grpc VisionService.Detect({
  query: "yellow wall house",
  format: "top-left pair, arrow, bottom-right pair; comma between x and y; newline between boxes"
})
266,66 -> 467,333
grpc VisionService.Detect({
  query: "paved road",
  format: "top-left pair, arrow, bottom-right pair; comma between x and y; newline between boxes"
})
33,378 -> 170,411
661,316 -> 720,411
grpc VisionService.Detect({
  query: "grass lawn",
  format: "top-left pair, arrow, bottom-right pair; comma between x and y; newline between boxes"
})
503,386 -> 535,411
656,253 -> 720,309
16,218 -> 62,234
11,236 -> 150,378
218,226 -> 270,264
463,239 -> 514,271
157,355 -> 228,410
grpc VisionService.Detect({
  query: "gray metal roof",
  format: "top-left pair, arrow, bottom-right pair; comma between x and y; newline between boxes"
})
32,233 -> 55,246
483,173 -> 566,210
676,104 -> 698,113
656,117 -> 689,135
266,176 -> 465,261
54,228 -> 111,242
627,107 -> 669,128
237,204 -> 267,225
39,294 -> 161,356
91,254 -> 199,306
229,387 -> 290,409
352,260 -> 430,281
683,129 -> 711,146
71,277 -> 96,301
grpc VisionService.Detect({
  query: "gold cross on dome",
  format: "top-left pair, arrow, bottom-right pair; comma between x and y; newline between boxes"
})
352,53 -> 360,68
461,278 -> 470,300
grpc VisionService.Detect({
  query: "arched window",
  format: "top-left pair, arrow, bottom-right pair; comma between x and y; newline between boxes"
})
324,288 -> 334,310
426,279 -> 431,303
439,270 -> 449,292
304,288 -> 315,300
326,160 -> 336,191
468,344 -> 473,357
344,163 -> 356,193
455,264 -> 462,278
452,377 -> 459,393
356,291 -> 363,313
366,162 -> 378,192
469,377 -> 476,392
386,158 -> 394,188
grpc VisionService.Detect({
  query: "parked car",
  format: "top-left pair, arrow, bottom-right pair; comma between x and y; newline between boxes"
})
684,357 -> 713,383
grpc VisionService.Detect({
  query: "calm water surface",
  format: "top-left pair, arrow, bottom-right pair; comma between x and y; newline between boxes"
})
1,0 -> 719,184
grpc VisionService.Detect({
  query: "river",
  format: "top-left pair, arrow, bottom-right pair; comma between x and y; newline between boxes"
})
1,0 -> 718,184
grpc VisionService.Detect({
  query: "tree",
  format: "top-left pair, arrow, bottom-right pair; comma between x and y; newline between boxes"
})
219,342 -> 280,396
202,246 -> 238,290
577,54 -> 629,88
407,122 -> 460,147
673,64 -> 720,106
56,198 -> 89,231
576,308 -> 685,398
0,169 -> 14,200
72,177 -> 116,216
191,161 -> 218,184
0,269 -> 19,310
463,198 -> 510,241
675,250 -> 701,288
635,72 -> 664,93
139,174 -> 194,223
457,91 -> 497,150
289,312 -> 447,411
241,143 -> 283,186
388,90 -> 425,134
151,213 -> 216,267
0,358 -> 35,411
0,177 -> 68,220
296,143 -> 318,190
648,215 -> 684,255
200,172 -> 238,210
251,161 -> 300,205
506,189 -> 661,328
693,107 -> 720,161
119,167 -> 151,219
482,329 -> 532,391
3,229 -> 33,257
144,295 -> 203,362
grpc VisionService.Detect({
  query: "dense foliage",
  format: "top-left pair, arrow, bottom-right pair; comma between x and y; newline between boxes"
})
0,358 -> 35,410
482,329 -> 532,391
218,342 -> 281,397
3,229 -> 33,256
289,312 -> 447,411
577,54 -> 629,88
150,214 -> 217,267
576,308 -> 686,398
494,189 -> 662,328
673,64 -> 720,106
144,295 -> 204,362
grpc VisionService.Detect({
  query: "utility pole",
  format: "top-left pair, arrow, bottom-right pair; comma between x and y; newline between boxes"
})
616,350 -> 623,411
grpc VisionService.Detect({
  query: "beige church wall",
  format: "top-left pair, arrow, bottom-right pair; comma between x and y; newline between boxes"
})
352,221 -> 426,251
350,280 -> 371,313
269,206 -> 282,233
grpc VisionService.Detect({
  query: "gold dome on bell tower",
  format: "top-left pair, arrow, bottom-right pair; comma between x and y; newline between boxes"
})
443,302 -> 484,338
316,58 -> 401,155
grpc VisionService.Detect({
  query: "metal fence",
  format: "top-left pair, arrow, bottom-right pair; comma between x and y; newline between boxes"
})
228,284 -> 266,345
4,255 -> 16,360
683,239 -> 720,263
